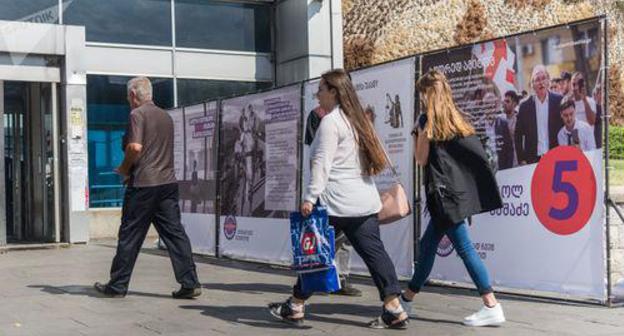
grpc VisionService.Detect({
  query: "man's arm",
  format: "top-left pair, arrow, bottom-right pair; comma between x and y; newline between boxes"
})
499,119 -> 513,169
117,143 -> 143,177
117,112 -> 144,180
514,108 -> 526,164
583,97 -> 597,125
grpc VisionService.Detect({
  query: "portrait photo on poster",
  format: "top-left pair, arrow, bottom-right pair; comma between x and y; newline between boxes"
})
421,20 -> 603,172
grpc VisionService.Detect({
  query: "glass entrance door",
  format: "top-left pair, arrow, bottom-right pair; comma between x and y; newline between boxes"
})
3,81 -> 58,243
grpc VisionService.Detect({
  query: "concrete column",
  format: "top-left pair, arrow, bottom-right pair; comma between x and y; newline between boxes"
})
275,0 -> 343,85
63,25 -> 89,243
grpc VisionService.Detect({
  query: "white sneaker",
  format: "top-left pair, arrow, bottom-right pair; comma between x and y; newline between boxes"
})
398,294 -> 416,318
463,303 -> 505,327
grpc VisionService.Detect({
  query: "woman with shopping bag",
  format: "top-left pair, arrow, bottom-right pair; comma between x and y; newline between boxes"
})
268,69 -> 409,329
398,69 -> 506,327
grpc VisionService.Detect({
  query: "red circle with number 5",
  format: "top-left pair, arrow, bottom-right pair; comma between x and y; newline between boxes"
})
531,146 -> 596,235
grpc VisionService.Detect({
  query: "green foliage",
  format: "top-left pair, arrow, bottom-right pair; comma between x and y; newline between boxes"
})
609,126 -> 624,160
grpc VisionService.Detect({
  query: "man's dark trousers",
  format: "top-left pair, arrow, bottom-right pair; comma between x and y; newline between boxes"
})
107,183 -> 199,294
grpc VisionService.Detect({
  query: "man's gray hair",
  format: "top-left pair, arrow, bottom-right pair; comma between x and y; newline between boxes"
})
530,65 -> 550,84
127,76 -> 153,102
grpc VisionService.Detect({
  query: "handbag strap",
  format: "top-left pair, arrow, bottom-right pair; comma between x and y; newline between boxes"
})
373,130 -> 401,181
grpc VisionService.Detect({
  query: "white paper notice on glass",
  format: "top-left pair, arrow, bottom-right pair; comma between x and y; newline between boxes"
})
70,166 -> 86,211
70,98 -> 84,139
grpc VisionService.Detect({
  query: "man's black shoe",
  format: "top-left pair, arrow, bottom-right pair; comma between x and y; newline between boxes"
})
331,278 -> 362,297
93,282 -> 126,298
331,285 -> 363,296
172,286 -> 202,299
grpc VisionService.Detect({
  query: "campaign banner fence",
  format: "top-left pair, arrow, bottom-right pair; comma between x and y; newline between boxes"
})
301,78 -> 320,193
167,107 -> 185,181
419,19 -> 606,300
168,103 -> 217,255
349,58 -> 416,278
301,58 -> 416,279
219,85 -> 301,264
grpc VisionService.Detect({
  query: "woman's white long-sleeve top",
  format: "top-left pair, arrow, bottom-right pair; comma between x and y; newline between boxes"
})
303,106 -> 382,217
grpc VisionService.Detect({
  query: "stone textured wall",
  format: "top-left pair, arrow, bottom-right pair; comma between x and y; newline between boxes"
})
343,0 -> 624,125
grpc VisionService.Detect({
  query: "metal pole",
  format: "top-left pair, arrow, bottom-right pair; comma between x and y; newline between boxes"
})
414,55 -> 423,266
602,17 -> 613,307
0,81 -> 5,246
171,0 -> 178,107
298,83 -> 305,209
203,102 -> 208,214
181,107 -> 188,211
329,0 -> 334,70
214,99 -> 222,258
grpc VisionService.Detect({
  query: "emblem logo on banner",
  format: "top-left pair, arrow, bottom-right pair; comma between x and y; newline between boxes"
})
223,216 -> 237,240
436,235 -> 455,257
531,146 -> 597,235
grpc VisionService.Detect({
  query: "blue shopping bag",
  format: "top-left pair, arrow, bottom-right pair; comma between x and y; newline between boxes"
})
289,206 -> 334,271
298,264 -> 341,294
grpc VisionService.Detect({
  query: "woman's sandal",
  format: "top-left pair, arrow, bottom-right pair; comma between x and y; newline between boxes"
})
368,306 -> 409,329
268,298 -> 305,327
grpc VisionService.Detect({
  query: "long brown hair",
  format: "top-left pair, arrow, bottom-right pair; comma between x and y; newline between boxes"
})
416,69 -> 475,141
321,69 -> 387,175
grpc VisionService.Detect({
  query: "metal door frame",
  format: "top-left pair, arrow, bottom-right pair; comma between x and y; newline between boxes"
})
0,65 -> 62,245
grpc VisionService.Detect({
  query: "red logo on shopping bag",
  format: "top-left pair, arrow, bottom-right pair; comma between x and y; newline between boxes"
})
301,232 -> 317,255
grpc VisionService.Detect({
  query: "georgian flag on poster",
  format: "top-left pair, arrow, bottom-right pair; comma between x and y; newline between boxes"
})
473,39 -> 517,95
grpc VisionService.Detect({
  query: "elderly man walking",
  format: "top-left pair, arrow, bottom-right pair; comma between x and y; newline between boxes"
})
94,77 -> 201,299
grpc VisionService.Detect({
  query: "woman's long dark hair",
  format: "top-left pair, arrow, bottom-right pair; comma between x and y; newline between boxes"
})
321,69 -> 387,175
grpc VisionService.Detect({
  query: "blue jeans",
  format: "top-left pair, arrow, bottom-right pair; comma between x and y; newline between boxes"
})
408,219 -> 493,295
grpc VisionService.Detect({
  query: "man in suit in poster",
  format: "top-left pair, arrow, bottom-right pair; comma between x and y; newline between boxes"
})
514,65 -> 564,165
481,92 -> 514,170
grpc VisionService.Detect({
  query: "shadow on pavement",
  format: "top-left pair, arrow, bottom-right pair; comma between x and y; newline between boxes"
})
27,284 -> 172,299
178,304 -> 312,330
413,316 -> 464,326
95,242 -> 602,309
422,285 -> 598,308
180,302 -> 393,329
201,282 -> 293,295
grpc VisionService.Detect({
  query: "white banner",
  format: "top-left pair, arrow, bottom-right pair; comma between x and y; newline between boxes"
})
301,58 -> 416,279
350,58 -> 416,278
167,107 -> 185,181
183,213 -> 216,255
167,103 -> 217,255
219,216 -> 291,264
423,148 -> 605,299
302,78 -> 320,189
219,85 -> 301,262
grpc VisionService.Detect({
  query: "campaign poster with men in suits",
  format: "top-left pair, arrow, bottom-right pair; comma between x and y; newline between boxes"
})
420,19 -> 607,301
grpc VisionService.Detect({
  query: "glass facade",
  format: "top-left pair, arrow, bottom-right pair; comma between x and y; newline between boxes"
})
175,0 -> 271,52
0,1 -> 275,208
87,75 -> 174,207
0,0 -> 59,23
61,0 -> 273,50
63,0 -> 172,46
177,79 -> 272,106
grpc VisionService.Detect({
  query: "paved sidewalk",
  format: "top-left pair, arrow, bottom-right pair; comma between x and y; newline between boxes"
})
0,242 -> 623,335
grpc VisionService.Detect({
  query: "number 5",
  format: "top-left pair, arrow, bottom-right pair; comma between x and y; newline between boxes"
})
549,160 -> 578,220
